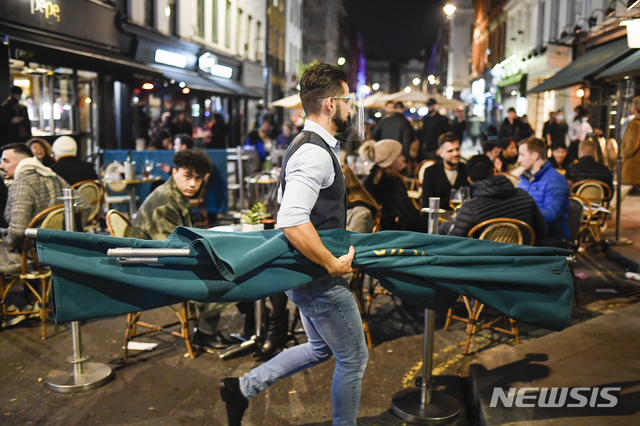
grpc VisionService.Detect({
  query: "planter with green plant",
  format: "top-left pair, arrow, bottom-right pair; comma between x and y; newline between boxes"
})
241,202 -> 267,232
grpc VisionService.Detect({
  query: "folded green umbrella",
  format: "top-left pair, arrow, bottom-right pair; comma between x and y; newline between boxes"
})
36,227 -> 573,331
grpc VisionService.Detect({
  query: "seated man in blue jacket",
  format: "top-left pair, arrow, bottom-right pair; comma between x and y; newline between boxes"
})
443,154 -> 547,245
517,137 -> 570,247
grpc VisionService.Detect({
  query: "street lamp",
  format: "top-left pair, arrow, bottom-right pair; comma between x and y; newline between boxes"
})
337,57 -> 346,66
443,3 -> 457,18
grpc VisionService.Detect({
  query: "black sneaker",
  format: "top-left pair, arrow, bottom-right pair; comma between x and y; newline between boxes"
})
192,330 -> 231,350
219,377 -> 248,426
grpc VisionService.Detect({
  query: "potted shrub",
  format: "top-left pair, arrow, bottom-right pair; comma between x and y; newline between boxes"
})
241,202 -> 267,232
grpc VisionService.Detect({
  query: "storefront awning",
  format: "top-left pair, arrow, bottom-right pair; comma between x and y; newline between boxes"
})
596,48 -> 640,80
528,38 -> 631,94
207,76 -> 263,98
153,66 -> 234,96
3,26 -> 162,80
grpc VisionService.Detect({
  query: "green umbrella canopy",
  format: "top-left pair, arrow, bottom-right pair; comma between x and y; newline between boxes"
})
36,227 -> 573,331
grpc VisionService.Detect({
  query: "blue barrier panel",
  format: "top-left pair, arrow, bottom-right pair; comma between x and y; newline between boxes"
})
102,150 -> 228,213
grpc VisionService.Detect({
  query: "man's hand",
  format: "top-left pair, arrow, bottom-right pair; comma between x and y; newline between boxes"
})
282,223 -> 356,276
326,246 -> 356,276
11,117 -> 23,124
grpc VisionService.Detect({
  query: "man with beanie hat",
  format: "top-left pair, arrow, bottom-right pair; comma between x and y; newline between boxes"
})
50,136 -> 98,186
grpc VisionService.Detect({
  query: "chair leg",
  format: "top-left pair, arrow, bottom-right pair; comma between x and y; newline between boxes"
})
463,300 -> 480,355
123,312 -> 140,360
510,318 -> 520,345
179,303 -> 195,359
443,307 -> 453,331
39,276 -> 48,340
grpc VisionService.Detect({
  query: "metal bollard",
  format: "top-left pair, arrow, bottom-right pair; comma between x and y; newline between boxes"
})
44,189 -> 114,393
391,197 -> 461,423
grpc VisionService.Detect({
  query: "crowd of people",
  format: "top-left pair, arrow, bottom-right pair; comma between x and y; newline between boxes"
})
3,68 -> 640,425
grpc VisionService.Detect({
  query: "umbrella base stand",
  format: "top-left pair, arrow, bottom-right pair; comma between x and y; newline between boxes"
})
392,388 -> 461,425
219,299 -> 265,360
218,335 -> 261,359
44,361 -> 114,394
605,237 -> 633,246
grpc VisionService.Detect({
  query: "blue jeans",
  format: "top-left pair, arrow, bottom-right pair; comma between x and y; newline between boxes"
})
239,275 -> 369,425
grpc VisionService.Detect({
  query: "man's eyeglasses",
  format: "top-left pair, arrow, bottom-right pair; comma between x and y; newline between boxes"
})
317,95 -> 355,109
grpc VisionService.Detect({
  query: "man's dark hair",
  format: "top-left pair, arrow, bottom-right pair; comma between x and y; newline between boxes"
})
498,137 -> 515,150
385,100 -> 394,107
173,150 -> 212,176
507,107 -> 516,113
482,140 -> 499,154
466,154 -> 495,182
2,143 -> 33,158
551,143 -> 567,152
300,63 -> 348,116
394,102 -> 405,109
174,133 -> 194,149
10,86 -> 23,96
438,132 -> 459,148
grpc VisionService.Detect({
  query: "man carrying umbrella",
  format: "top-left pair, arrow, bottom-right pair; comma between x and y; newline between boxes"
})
219,63 -> 368,426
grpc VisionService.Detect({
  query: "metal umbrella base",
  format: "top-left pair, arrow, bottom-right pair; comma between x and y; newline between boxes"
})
44,361 -> 114,394
392,388 -> 461,424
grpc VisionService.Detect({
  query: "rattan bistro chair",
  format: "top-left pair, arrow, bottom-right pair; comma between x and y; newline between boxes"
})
0,204 -> 65,339
443,218 -> 534,354
72,179 -> 105,233
105,210 -> 198,359
571,180 -> 611,246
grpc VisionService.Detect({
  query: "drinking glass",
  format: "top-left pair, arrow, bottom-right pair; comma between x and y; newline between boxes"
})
450,187 -> 470,218
143,159 -> 155,179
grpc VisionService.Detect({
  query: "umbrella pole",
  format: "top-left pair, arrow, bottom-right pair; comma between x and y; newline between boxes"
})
391,197 -> 461,423
44,189 -> 114,393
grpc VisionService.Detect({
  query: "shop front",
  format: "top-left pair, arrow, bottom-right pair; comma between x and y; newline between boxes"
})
121,23 -> 262,149
0,0 -> 160,156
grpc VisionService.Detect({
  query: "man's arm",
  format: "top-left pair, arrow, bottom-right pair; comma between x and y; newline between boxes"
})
4,180 -> 35,250
148,204 -> 185,241
282,222 -> 355,276
539,177 -> 569,223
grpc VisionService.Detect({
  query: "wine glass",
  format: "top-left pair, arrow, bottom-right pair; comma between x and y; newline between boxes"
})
449,187 -> 470,218
143,158 -> 155,179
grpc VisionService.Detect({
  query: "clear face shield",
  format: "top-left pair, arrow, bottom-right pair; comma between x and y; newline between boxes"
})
348,92 -> 365,140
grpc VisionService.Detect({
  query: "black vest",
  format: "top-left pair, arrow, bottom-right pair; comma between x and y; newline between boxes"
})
280,131 -> 346,230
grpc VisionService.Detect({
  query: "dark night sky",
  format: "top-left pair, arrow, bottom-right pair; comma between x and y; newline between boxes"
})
343,0 -> 448,61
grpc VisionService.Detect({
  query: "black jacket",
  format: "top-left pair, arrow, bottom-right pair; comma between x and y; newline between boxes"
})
0,97 -> 31,146
364,165 -> 421,231
498,118 -> 525,142
372,113 -> 416,157
50,156 -> 99,186
448,175 -> 547,244
419,112 -> 450,154
565,156 -> 614,199
421,161 -> 469,210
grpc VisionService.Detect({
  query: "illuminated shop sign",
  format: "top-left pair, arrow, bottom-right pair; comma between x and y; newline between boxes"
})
31,0 -> 61,22
211,64 -> 233,79
198,52 -> 233,79
154,49 -> 188,68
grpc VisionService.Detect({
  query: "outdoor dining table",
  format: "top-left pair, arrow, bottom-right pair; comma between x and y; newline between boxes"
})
102,176 -> 162,217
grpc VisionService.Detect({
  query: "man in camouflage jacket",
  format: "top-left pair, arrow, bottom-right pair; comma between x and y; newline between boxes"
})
131,150 -> 234,350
